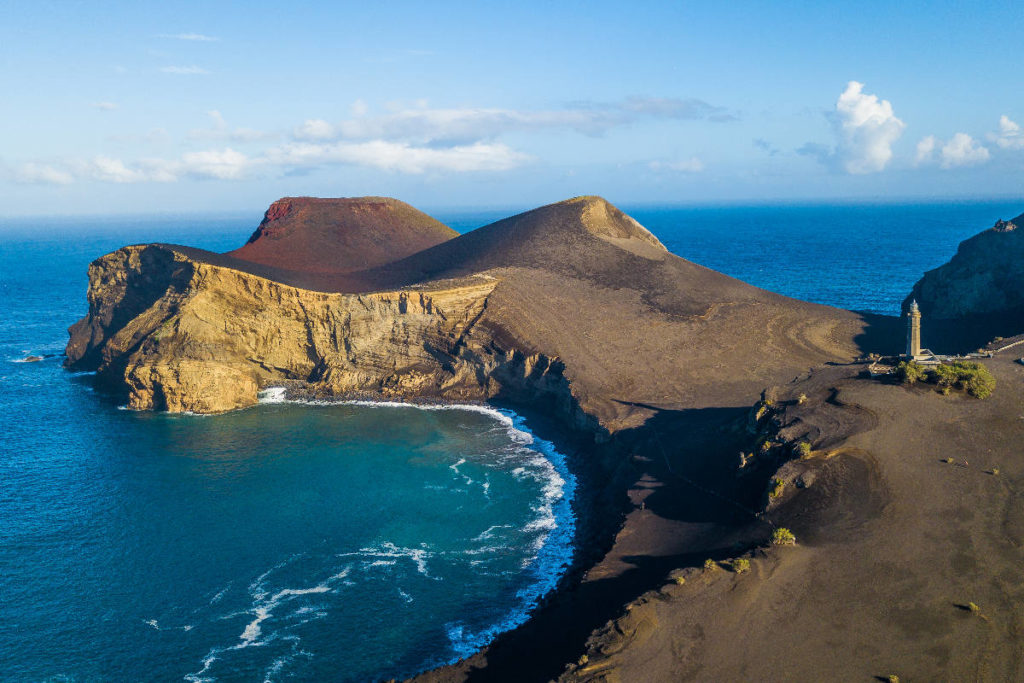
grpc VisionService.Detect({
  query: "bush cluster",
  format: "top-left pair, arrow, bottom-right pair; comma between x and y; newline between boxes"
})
770,527 -> 797,546
730,558 -> 751,574
894,361 -> 995,399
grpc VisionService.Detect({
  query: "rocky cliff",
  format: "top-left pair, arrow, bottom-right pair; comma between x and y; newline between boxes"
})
66,195 -> 871,436
906,211 -> 1024,322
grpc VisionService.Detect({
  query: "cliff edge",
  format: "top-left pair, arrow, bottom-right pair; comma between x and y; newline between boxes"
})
905,211 -> 1024,346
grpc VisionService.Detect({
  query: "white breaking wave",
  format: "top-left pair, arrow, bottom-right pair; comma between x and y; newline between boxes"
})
337,541 -> 434,578
257,386 -> 288,403
185,562 -> 351,682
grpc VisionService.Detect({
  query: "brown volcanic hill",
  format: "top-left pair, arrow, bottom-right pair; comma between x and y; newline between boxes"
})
904,210 -> 1024,350
361,195 -> 671,286
226,196 -> 457,274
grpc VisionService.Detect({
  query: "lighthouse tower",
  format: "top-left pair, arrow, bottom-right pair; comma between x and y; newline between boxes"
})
906,299 -> 922,358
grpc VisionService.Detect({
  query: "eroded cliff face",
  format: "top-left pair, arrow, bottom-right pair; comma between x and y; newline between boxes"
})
65,245 -> 597,426
906,213 -> 1024,319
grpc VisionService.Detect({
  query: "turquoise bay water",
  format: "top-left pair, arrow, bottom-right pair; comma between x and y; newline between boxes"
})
1,200 -> 1021,681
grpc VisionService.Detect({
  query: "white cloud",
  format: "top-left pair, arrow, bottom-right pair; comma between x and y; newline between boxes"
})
7,139 -> 518,185
293,119 -> 336,141
178,148 -> 251,179
990,115 -> 1024,150
940,133 -> 990,168
13,163 -> 74,185
914,135 -> 937,165
649,157 -> 704,173
79,156 -> 157,183
90,101 -> 118,111
266,140 -> 529,173
350,99 -> 369,117
160,65 -> 210,75
914,133 -> 990,169
834,81 -> 905,173
17,148 -> 253,185
159,33 -> 218,42
800,82 -> 905,173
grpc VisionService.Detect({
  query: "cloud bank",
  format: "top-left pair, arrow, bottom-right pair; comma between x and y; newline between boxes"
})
8,96 -> 731,185
915,133 -> 990,169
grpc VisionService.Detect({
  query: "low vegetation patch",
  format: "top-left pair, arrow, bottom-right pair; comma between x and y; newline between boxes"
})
894,360 -> 927,384
895,361 -> 995,399
730,558 -> 751,574
768,478 -> 785,499
770,527 -> 797,546
795,441 -> 812,459
703,558 -> 717,572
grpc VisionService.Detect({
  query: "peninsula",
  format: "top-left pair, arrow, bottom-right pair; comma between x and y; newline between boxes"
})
66,197 -> 1024,681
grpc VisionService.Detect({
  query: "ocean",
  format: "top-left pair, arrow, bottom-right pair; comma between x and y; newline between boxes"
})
1,199 -> 1020,681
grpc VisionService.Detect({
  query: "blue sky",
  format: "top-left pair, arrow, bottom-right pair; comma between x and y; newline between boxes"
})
1,0 -> 1022,215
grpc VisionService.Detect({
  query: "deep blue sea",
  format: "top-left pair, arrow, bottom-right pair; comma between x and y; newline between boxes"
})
1,200 -> 1021,681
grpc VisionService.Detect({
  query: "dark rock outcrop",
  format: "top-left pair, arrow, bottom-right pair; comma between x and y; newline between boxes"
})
907,211 -> 1024,319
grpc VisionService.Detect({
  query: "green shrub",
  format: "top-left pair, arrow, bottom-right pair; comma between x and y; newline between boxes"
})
703,558 -> 717,571
795,441 -> 812,458
674,575 -> 686,585
771,527 -> 797,546
968,601 -> 982,613
730,558 -> 751,574
989,467 -> 1000,476
797,393 -> 807,404
768,478 -> 785,499
888,676 -> 900,683
927,361 -> 995,399
895,360 -> 926,384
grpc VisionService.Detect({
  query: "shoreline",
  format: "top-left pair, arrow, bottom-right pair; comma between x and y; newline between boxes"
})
252,385 -> 612,681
